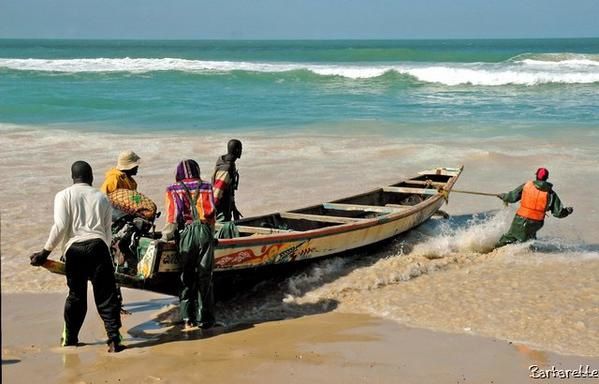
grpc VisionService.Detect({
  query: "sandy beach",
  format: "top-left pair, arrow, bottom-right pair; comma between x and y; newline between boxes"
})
2,286 -> 598,384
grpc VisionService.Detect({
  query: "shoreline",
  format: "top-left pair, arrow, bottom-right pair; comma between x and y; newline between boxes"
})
3,290 -> 599,383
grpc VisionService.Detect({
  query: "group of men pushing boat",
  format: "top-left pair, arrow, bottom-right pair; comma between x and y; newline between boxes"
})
29,143 -> 573,353
29,139 -> 243,352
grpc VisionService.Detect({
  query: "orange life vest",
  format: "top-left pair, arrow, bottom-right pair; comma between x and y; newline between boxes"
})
516,181 -> 548,221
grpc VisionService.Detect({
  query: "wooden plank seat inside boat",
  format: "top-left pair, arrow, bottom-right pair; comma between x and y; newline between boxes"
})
235,225 -> 295,235
382,186 -> 439,195
322,202 -> 407,214
385,203 -> 414,209
388,176 -> 450,191
402,180 -> 447,187
411,172 -> 454,182
374,173 -> 453,206
279,212 -> 367,224
225,209 -> 360,235
290,202 -> 386,220
417,167 -> 461,178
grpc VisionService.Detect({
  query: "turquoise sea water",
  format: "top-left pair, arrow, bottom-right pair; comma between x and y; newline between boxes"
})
1,39 -> 598,136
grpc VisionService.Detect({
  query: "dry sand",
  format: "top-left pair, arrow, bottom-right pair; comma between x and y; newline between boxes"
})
3,289 -> 598,384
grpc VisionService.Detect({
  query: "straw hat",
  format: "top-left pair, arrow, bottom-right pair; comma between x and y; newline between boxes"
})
116,150 -> 141,171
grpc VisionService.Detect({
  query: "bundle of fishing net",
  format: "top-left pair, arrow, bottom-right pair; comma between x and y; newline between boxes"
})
108,188 -> 157,221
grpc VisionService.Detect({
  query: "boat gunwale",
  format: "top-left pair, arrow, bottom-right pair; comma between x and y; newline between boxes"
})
41,166 -> 463,285
216,167 -> 461,248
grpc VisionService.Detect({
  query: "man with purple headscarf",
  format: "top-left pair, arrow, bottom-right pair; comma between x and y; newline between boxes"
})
161,159 -> 217,329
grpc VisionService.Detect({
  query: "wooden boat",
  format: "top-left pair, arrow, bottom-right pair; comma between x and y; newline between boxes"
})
43,166 -> 462,296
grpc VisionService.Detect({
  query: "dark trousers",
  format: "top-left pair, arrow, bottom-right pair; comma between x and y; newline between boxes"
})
179,229 -> 215,325
216,193 -> 233,222
63,238 -> 122,343
496,215 -> 545,248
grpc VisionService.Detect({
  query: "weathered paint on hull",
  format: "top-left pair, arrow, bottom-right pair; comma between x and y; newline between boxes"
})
214,197 -> 442,271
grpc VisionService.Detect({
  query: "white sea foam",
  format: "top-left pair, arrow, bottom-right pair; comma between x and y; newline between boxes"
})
1,57 -> 599,85
403,65 -> 599,86
520,58 -> 599,67
282,211 -> 513,303
511,52 -> 599,66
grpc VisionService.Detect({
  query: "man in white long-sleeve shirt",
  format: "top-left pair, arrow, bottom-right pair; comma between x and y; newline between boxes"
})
30,161 -> 124,353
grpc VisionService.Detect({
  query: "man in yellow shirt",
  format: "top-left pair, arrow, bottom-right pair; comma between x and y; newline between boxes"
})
101,150 -> 141,194
100,150 -> 141,312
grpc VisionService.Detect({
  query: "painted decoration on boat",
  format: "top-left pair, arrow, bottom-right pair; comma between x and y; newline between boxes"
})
216,241 -> 314,268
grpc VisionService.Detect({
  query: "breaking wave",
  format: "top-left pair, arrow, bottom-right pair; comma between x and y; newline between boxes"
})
510,52 -> 599,66
282,211 -> 511,301
1,54 -> 599,86
281,209 -> 598,304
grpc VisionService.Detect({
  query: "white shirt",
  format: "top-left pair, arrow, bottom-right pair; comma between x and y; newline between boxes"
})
44,183 -> 112,253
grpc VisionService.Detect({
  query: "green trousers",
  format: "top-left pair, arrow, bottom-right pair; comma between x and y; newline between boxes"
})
179,223 -> 215,325
496,215 -> 544,248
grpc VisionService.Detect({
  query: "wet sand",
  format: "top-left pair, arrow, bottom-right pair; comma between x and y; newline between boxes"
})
3,289 -> 598,384
287,242 -> 599,358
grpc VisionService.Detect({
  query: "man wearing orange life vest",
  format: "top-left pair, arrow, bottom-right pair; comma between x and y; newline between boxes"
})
496,167 -> 573,247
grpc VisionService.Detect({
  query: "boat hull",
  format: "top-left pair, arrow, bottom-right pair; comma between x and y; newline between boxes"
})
214,197 -> 441,270
42,166 -> 461,296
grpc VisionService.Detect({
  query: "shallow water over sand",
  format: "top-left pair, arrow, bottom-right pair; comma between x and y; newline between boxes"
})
281,216 -> 599,356
1,124 -> 598,356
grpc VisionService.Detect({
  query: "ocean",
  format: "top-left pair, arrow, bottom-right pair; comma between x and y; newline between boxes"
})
1,39 -> 598,132
1,39 -> 598,356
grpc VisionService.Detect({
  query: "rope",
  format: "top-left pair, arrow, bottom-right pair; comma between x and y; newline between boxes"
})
443,188 -> 500,197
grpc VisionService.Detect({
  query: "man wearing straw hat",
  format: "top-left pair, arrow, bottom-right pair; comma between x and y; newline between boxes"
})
101,150 -> 141,194
100,150 -> 141,312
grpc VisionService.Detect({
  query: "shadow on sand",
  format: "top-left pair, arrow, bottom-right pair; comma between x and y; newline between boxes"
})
121,230 -> 411,349
1,359 -> 21,365
121,213 -> 476,349
125,298 -> 339,349
124,209 -> 599,350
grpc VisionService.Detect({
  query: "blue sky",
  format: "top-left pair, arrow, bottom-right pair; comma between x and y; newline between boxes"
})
1,0 -> 598,39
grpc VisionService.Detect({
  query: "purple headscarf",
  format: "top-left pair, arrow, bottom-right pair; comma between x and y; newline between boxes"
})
175,159 -> 201,181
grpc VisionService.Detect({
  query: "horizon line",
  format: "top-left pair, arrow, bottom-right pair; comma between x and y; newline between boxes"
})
1,36 -> 599,42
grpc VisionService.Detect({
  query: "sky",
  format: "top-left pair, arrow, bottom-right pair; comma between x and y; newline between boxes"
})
1,0 -> 598,40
